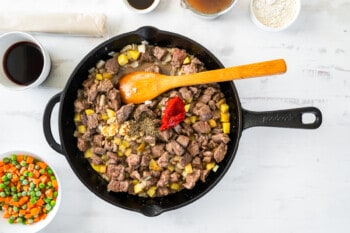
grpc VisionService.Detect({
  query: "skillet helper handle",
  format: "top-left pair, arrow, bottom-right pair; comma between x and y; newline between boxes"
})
43,92 -> 64,154
243,107 -> 322,130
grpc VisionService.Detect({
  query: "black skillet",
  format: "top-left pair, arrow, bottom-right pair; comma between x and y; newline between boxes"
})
43,26 -> 322,216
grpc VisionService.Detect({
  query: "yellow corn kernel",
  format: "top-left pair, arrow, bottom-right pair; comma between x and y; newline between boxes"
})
184,117 -> 191,125
117,150 -> 124,157
103,72 -> 113,79
124,148 -> 132,157
146,186 -> 157,198
183,56 -> 191,65
206,162 -> 216,171
167,164 -> 175,172
90,164 -> 101,173
184,104 -> 190,112
84,149 -> 93,158
137,142 -> 146,152
95,73 -> 103,80
190,115 -> 197,123
216,98 -> 226,109
100,165 -> 107,173
185,163 -> 193,174
149,159 -> 161,171
220,103 -> 229,113
78,125 -> 86,134
170,183 -> 181,191
208,119 -> 217,128
85,109 -> 95,115
118,54 -> 129,66
113,137 -> 121,145
121,140 -> 130,148
100,113 -> 109,121
127,50 -> 140,60
106,109 -> 116,118
134,182 -> 144,194
220,112 -> 230,123
132,179 -> 138,185
74,113 -> 81,122
222,122 -> 230,134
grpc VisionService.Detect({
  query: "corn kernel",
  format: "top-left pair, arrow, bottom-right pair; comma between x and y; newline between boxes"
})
106,109 -> 116,118
190,115 -> 197,123
103,72 -> 113,79
100,114 -> 109,121
85,109 -> 95,115
127,50 -> 140,60
185,163 -> 193,174
137,142 -> 146,152
184,118 -> 191,124
84,149 -> 93,158
216,98 -> 226,109
170,183 -> 181,191
206,162 -> 216,171
90,164 -> 101,173
134,182 -> 144,194
74,113 -> 81,122
222,122 -> 230,134
113,137 -> 121,145
220,112 -> 230,123
183,56 -> 191,65
149,159 -> 161,171
95,73 -> 103,80
78,125 -> 86,134
220,103 -> 229,113
118,54 -> 129,66
125,148 -> 132,157
99,165 -> 107,173
184,104 -> 190,112
146,186 -> 157,198
208,119 -> 217,128
167,164 -> 175,172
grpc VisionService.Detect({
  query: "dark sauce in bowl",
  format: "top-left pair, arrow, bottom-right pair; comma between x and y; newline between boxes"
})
3,41 -> 44,86
127,0 -> 155,10
186,0 -> 233,14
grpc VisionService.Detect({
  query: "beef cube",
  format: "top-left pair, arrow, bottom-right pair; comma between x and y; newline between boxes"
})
193,103 -> 213,121
157,152 -> 170,168
212,133 -> 231,144
93,147 -> 106,155
126,154 -> 141,168
151,144 -> 165,158
87,113 -> 99,129
93,134 -> 104,147
107,180 -> 129,192
183,169 -> 200,189
158,129 -> 174,142
144,64 -> 160,73
91,154 -> 103,165
187,140 -> 199,156
176,135 -> 190,148
171,48 -> 187,68
105,57 -> 120,74
107,164 -> 125,181
213,143 -> 227,163
97,79 -> 114,93
153,46 -> 168,60
166,140 -> 185,155
157,170 -> 170,188
178,87 -> 193,101
192,121 -> 211,134
116,104 -> 134,123
77,138 -> 89,151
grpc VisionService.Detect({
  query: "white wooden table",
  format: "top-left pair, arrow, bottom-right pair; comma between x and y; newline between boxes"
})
1,0 -> 349,232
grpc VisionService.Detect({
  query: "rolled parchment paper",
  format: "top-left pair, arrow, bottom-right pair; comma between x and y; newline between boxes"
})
0,13 -> 107,37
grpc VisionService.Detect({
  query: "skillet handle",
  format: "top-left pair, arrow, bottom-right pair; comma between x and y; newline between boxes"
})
43,92 -> 64,154
242,107 -> 322,130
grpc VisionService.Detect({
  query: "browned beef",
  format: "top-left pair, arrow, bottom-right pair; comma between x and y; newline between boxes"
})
153,46 -> 168,60
74,100 -> 88,113
183,169 -> 200,189
176,135 -> 190,148
126,154 -> 141,168
151,144 -> 165,158
157,152 -> 170,168
93,134 -> 104,147
97,79 -> 114,93
193,103 -> 213,121
171,48 -> 187,68
93,147 -> 106,155
86,113 -> 99,129
107,180 -> 129,192
187,140 -> 199,156
213,143 -> 227,163
182,57 -> 205,74
158,129 -> 173,142
178,87 -> 193,101
179,153 -> 192,167
107,164 -> 125,181
212,133 -> 230,144
157,170 -> 170,187
91,154 -> 103,165
166,140 -> 185,155
77,138 -> 89,151
105,57 -> 120,74
139,51 -> 154,63
116,104 -> 134,123
144,64 -> 160,73
192,121 -> 211,134
140,154 -> 151,167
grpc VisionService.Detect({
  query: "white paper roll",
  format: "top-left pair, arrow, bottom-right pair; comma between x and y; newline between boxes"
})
0,13 -> 108,37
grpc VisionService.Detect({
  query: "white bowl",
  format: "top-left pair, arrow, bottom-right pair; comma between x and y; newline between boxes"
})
250,0 -> 301,32
0,31 -> 51,90
0,151 -> 61,233
123,0 -> 160,14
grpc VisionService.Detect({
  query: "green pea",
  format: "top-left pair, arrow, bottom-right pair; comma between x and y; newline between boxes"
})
10,154 -> 17,161
39,183 -> 45,189
20,160 -> 27,167
1,175 -> 8,182
22,179 -> 29,185
36,191 -> 42,197
0,183 -> 5,189
3,157 -> 10,163
0,191 -> 6,197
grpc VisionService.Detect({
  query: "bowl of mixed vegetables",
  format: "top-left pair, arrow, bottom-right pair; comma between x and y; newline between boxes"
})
0,151 -> 61,233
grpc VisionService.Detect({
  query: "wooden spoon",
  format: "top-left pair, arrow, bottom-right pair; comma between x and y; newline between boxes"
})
118,59 -> 286,104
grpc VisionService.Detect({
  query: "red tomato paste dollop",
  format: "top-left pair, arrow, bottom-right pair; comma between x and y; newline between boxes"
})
160,96 -> 186,131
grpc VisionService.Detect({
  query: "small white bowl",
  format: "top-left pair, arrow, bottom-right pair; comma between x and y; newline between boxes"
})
181,0 -> 238,19
250,0 -> 301,32
123,0 -> 160,14
0,151 -> 61,233
0,31 -> 51,90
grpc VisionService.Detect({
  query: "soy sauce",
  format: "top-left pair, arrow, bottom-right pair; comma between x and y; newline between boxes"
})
127,0 -> 155,10
187,0 -> 233,14
3,41 -> 44,86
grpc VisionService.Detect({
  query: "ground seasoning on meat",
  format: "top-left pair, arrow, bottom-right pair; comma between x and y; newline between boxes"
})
160,96 -> 186,131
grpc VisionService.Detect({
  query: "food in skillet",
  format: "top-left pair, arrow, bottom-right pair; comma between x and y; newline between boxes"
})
73,42 -> 231,197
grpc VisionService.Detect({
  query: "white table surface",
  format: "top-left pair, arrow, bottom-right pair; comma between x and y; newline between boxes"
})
1,0 -> 350,232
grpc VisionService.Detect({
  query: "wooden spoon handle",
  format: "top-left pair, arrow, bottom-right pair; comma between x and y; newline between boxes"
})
168,59 -> 287,88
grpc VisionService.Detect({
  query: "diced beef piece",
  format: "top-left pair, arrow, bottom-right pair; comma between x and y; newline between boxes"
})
183,169 -> 200,189
91,154 -> 103,165
213,143 -> 227,163
157,170 -> 170,187
192,121 -> 211,134
93,147 -> 106,155
153,46 -> 168,60
212,133 -> 230,144
178,87 -> 193,101
82,77 -> 95,89
171,48 -> 187,68
179,153 -> 192,167
157,187 -> 170,196
108,89 -> 121,110
158,129 -> 173,142
143,135 -> 156,145
200,170 -> 210,182
130,170 -> 141,180
93,134 -> 104,147
198,86 -> 217,104
140,154 -> 151,167
107,164 -> 125,181
144,64 -> 160,73
166,140 -> 185,155
116,104 -> 134,123
187,140 -> 199,156
74,100 -> 88,113
107,180 -> 129,192
139,51 -> 154,63
77,138 -> 89,151
87,113 -> 99,129
133,104 -> 155,121
87,82 -> 98,102
176,135 -> 190,148
157,152 -> 170,168
126,154 -> 141,168
151,144 -> 165,158
182,57 -> 205,74
191,157 -> 202,169
106,151 -> 118,161
97,79 -> 114,93
170,172 -> 181,183
105,57 -> 120,74
193,103 -> 213,121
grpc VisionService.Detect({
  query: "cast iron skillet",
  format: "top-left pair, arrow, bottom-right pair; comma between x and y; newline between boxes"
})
43,26 -> 322,217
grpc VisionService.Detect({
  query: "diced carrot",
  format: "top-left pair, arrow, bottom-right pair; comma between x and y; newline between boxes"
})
28,163 -> 35,171
52,179 -> 58,189
24,213 -> 32,219
20,209 -> 27,216
39,175 -> 48,183
26,156 -> 34,164
36,199 -> 45,206
33,169 -> 40,178
30,207 -> 41,216
3,212 -> 11,218
36,161 -> 47,170
16,154 -> 24,162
